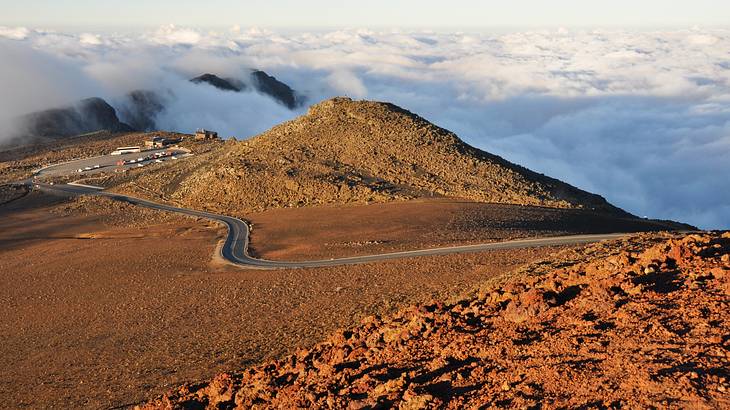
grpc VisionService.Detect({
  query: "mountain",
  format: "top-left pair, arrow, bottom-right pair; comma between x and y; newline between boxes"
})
16,97 -> 133,139
120,97 -> 628,216
190,73 -> 243,92
250,70 -> 301,109
117,90 -> 167,131
8,69 -> 301,142
190,71 -> 303,109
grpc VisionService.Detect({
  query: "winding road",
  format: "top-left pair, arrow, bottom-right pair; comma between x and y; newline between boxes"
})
29,182 -> 631,269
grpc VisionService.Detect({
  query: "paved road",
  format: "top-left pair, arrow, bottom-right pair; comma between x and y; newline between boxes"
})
32,182 -> 631,269
35,148 -> 189,177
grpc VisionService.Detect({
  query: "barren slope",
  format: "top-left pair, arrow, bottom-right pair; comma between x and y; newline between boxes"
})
0,193 -> 565,409
120,98 -> 625,216
141,232 -> 730,409
245,199 -> 689,261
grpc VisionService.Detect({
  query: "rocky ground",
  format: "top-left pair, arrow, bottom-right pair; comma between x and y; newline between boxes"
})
52,195 -> 188,227
1,193 -> 567,409
141,232 -> 730,409
246,199 -> 689,261
0,184 -> 28,205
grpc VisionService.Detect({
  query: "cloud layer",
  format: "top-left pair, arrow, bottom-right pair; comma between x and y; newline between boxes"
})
1,25 -> 728,229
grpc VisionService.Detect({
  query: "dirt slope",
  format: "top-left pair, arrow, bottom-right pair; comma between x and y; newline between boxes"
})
120,98 -> 626,216
140,232 -> 730,409
246,199 -> 692,261
0,193 -> 567,409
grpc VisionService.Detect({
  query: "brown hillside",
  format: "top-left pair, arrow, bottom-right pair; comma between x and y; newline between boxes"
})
140,232 -> 730,409
119,98 -> 625,215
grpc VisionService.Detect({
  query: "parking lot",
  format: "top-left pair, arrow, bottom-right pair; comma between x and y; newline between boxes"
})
35,148 -> 189,178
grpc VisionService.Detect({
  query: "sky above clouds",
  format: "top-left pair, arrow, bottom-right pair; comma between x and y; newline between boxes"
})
0,21 -> 729,229
1,1 -> 730,29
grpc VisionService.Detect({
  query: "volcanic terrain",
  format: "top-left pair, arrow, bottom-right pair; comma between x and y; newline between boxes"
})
141,231 -> 730,409
0,96 -> 708,410
117,98 -> 638,216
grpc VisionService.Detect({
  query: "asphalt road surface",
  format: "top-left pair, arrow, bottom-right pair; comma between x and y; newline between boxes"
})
35,148 -> 189,177
32,182 -> 631,269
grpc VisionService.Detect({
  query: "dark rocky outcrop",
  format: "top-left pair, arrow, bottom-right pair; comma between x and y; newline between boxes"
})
17,97 -> 133,139
190,71 -> 304,109
117,90 -> 167,131
190,73 -> 243,92
250,70 -> 301,109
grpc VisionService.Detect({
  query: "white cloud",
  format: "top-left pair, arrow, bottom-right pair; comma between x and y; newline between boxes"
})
150,24 -> 202,46
326,70 -> 368,98
79,33 -> 103,46
1,26 -> 729,229
0,26 -> 30,40
155,77 -> 293,139
686,33 -> 718,45
0,39 -> 101,122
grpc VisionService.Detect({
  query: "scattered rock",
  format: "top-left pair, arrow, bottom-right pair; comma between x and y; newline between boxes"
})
138,232 -> 730,409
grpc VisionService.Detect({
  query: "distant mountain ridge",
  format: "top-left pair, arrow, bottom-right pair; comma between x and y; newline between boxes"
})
117,90 -> 167,132
190,73 -> 244,92
4,69 -> 303,144
190,71 -> 303,109
14,97 -> 132,141
250,70 -> 301,109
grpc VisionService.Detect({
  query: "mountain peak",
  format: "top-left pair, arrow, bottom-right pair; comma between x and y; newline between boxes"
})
190,73 -> 243,92
190,71 -> 303,109
250,70 -> 301,109
127,98 -> 626,215
264,97 -> 491,159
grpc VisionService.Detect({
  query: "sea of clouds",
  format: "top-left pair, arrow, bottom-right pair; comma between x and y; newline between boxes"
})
0,25 -> 728,229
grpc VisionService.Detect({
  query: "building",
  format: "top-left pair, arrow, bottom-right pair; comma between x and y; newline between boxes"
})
144,136 -> 183,148
195,129 -> 219,140
111,146 -> 141,155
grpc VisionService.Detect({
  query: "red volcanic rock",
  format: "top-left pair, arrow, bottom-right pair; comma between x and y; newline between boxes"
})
139,232 -> 730,409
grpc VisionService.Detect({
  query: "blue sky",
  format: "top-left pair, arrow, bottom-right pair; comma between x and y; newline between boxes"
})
1,0 -> 729,29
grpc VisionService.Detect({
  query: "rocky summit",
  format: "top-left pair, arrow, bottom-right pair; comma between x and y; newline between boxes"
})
120,97 -> 626,216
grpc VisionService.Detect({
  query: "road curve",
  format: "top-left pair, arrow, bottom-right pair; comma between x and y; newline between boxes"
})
34,182 -> 630,269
